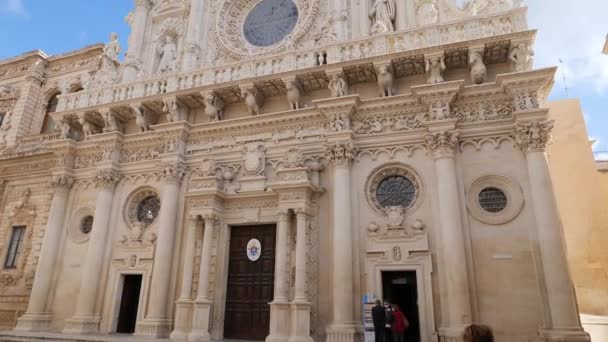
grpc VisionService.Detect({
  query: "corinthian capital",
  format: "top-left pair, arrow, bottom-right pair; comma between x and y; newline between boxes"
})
94,169 -> 123,190
325,141 -> 357,168
513,120 -> 553,152
50,175 -> 75,192
425,130 -> 460,158
161,161 -> 188,183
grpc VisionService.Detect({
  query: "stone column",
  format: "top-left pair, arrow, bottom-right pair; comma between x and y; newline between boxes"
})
189,215 -> 218,342
395,0 -> 408,31
64,170 -> 122,334
182,0 -> 205,71
425,130 -> 472,342
290,209 -> 313,342
331,0 -> 349,41
123,0 -> 152,81
170,216 -> 199,340
514,121 -> 591,342
326,141 -> 357,342
15,175 -> 74,331
137,162 -> 186,338
267,210 -> 291,342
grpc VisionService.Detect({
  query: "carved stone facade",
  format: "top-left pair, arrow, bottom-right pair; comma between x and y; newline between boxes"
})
0,1 -> 597,342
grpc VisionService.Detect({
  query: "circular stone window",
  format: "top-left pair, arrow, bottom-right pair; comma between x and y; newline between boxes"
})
478,187 -> 508,213
80,216 -> 94,234
125,188 -> 161,228
243,0 -> 299,47
366,163 -> 424,214
467,175 -> 524,225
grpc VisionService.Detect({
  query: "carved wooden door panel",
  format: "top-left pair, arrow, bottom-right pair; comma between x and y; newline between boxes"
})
224,225 -> 276,340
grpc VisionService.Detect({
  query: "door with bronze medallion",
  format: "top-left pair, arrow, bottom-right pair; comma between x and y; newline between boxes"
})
224,225 -> 276,340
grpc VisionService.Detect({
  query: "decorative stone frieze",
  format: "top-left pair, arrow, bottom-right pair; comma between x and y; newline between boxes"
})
424,130 -> 460,158
325,141 -> 356,168
93,169 -> 123,190
513,120 -> 553,152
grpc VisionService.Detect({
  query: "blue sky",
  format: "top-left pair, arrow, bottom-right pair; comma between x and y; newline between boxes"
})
0,0 -> 606,152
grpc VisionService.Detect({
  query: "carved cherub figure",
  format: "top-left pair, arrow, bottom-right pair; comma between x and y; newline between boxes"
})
376,65 -> 394,97
426,56 -> 446,84
469,51 -> 487,84
509,43 -> 535,72
328,74 -> 348,97
286,81 -> 303,110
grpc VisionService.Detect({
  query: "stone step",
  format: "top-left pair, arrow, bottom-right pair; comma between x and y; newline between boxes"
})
0,332 -> 170,342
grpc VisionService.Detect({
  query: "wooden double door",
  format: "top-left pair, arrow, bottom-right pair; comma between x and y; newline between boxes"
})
224,225 -> 276,340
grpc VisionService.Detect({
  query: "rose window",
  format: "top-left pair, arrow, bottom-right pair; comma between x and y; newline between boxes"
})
137,196 -> 161,225
376,176 -> 416,208
243,0 -> 299,47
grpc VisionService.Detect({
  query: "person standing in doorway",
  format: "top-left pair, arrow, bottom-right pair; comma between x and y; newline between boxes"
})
384,300 -> 394,342
372,300 -> 386,342
391,305 -> 409,342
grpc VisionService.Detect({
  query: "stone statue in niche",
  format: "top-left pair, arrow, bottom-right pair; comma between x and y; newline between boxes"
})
328,74 -> 348,97
426,56 -> 446,84
59,118 -> 71,139
79,116 -> 98,139
241,87 -> 265,116
132,105 -> 150,132
102,111 -> 120,133
156,35 -> 178,74
417,0 -> 439,26
286,81 -> 303,110
204,93 -> 225,122
509,43 -> 534,72
15,188 -> 31,210
376,65 -> 395,97
469,51 -> 487,84
369,0 -> 396,34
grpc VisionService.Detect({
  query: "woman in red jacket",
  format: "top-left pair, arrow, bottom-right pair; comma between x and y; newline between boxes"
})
390,305 -> 409,342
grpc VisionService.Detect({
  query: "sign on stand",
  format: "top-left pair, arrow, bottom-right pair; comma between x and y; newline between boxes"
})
362,294 -> 377,342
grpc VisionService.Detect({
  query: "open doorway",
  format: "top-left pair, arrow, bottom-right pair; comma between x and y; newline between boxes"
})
116,274 -> 142,334
382,271 -> 420,342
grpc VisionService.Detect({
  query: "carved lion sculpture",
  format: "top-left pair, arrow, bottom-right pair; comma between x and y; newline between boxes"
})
132,105 -> 150,132
286,81 -> 302,110
376,65 -> 394,97
204,93 -> 225,121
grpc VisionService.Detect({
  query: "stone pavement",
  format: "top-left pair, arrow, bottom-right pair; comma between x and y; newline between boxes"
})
0,332 -> 260,342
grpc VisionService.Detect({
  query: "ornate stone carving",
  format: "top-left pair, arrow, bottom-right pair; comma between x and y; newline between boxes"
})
162,98 -> 187,122
0,274 -> 23,287
513,120 -> 553,152
286,81 -> 303,110
329,113 -> 351,132
241,86 -> 265,116
376,65 -> 395,97
101,110 -> 122,133
156,35 -> 178,75
325,141 -> 356,168
416,0 -> 438,26
14,188 -> 32,211
132,104 -> 151,132
282,148 -> 305,169
161,161 -> 188,183
78,116 -> 99,139
93,33 -> 121,87
369,0 -> 396,34
59,118 -> 72,139
392,246 -> 402,261
242,143 -> 266,176
425,56 -> 446,84
425,130 -> 460,157
385,206 -> 405,229
452,99 -> 514,123
512,89 -> 540,112
469,51 -> 487,84
204,92 -> 225,122
509,42 -> 534,72
94,170 -> 123,190
327,74 -> 348,98
50,175 -> 75,191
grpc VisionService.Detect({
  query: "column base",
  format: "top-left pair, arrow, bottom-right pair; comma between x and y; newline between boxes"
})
267,301 -> 291,342
326,322 -> 360,342
438,326 -> 468,342
62,315 -> 101,334
539,328 -> 591,342
188,299 -> 212,342
289,300 -> 313,342
14,313 -> 52,332
170,300 -> 193,340
136,317 -> 173,338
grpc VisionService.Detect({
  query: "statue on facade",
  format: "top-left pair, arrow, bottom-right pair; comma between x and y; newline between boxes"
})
79,116 -> 98,139
426,56 -> 446,84
417,0 -> 439,26
286,81 -> 303,110
95,32 -> 122,86
241,87 -> 264,116
469,51 -> 487,84
328,74 -> 348,97
132,105 -> 151,132
59,119 -> 71,139
376,65 -> 395,97
369,0 -> 396,34
156,35 -> 178,74
204,93 -> 225,122
509,43 -> 534,72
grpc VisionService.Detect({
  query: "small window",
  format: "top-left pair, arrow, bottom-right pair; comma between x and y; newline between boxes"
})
41,93 -> 60,134
4,226 -> 26,269
80,216 -> 94,234
0,112 -> 5,127
478,187 -> 508,213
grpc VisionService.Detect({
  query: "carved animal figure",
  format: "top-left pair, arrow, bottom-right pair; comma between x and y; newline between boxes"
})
328,74 -> 348,97
376,65 -> 394,97
79,117 -> 96,138
204,93 -> 225,121
59,119 -> 71,139
163,98 -> 186,123
241,87 -> 264,116
469,51 -> 487,84
509,43 -> 534,72
286,81 -> 302,110
132,105 -> 150,132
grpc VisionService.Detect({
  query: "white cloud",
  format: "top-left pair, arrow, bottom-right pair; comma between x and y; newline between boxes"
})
526,0 -> 608,96
0,0 -> 28,17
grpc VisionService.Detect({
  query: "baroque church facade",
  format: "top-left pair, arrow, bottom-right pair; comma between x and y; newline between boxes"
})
0,0 -> 594,341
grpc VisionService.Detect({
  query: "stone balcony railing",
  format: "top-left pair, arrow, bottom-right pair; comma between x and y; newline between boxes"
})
594,151 -> 608,162
56,7 -> 529,114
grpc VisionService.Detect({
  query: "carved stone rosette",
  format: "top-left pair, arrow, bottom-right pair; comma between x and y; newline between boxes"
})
325,141 -> 356,168
425,130 -> 460,158
94,170 -> 123,190
513,120 -> 553,152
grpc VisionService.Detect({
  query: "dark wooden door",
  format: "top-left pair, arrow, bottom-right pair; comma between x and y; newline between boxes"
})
116,274 -> 142,334
224,225 -> 276,340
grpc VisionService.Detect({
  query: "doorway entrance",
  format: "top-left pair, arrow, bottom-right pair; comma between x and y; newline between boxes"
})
116,274 -> 142,334
224,225 -> 276,340
382,271 -> 420,342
